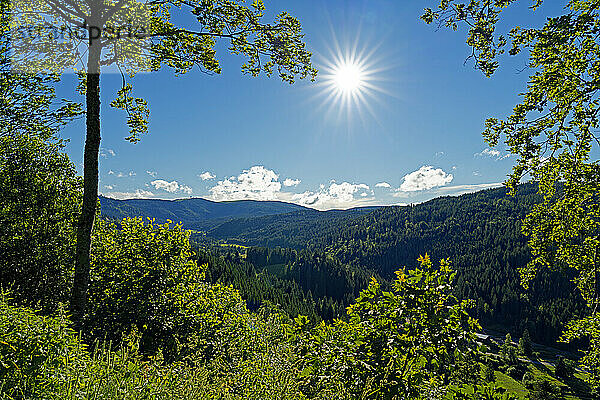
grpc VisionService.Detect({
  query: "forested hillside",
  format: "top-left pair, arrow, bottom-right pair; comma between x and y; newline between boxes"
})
203,185 -> 586,346
203,207 -> 378,248
99,196 -> 310,230
4,0 -> 600,396
305,185 -> 587,345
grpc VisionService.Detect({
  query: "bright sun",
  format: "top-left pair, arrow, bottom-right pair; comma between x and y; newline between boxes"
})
314,36 -> 389,126
333,62 -> 364,93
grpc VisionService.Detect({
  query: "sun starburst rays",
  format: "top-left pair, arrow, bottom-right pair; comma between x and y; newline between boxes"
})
312,33 -> 391,129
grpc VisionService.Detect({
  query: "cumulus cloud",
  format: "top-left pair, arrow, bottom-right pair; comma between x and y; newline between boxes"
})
146,170 -> 157,177
475,148 -> 509,160
283,178 -> 301,187
398,165 -> 453,192
209,166 -> 282,201
292,181 -> 371,210
375,182 -> 391,188
108,170 -> 135,178
151,179 -> 192,194
104,185 -> 113,190
199,171 -> 216,181
100,148 -> 116,158
103,189 -> 155,200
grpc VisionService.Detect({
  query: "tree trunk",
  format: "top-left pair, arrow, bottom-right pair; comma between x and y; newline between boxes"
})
70,34 -> 102,327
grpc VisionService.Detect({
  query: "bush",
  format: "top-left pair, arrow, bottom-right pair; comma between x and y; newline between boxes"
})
295,255 -> 481,399
0,291 -> 304,399
0,133 -> 81,311
554,355 -> 575,380
522,371 -> 535,388
87,217 -> 253,362
0,293 -> 83,398
482,362 -> 495,383
444,383 -> 519,399
529,379 -> 562,400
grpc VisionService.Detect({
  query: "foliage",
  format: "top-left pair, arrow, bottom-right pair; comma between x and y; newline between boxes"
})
483,361 -> 496,383
528,379 -> 562,400
554,355 -> 575,380
518,329 -> 532,357
298,185 -> 585,345
295,255 -> 480,399
423,0 -> 600,390
0,133 -> 81,311
0,0 -> 82,140
443,383 -> 519,400
0,293 -> 305,399
561,312 -> 600,389
0,293 -> 84,398
87,217 -> 245,362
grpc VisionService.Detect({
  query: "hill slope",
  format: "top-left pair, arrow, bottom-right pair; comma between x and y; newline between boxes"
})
99,196 -> 311,230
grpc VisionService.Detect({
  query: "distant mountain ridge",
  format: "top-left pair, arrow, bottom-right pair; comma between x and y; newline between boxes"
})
99,196 -> 311,230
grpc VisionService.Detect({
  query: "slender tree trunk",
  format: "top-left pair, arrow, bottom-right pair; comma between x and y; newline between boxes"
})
70,33 -> 102,327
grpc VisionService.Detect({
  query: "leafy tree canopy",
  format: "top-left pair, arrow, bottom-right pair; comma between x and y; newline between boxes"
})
423,0 -> 600,390
294,255 -> 481,399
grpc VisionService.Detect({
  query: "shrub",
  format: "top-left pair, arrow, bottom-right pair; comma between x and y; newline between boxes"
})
87,217 -> 253,362
529,379 -> 562,400
444,383 -> 519,399
295,255 -> 481,399
0,134 -> 81,311
483,362 -> 496,383
554,355 -> 575,380
522,371 -> 535,388
0,293 -> 83,398
0,292 -> 304,399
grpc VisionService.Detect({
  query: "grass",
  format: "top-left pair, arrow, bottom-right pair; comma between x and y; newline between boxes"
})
488,357 -> 592,399
494,371 -> 528,398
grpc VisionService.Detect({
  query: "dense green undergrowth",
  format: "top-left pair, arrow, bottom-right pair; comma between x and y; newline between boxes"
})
1,132 -> 595,399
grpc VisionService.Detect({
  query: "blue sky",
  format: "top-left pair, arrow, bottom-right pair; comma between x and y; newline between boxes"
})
56,0 -> 564,210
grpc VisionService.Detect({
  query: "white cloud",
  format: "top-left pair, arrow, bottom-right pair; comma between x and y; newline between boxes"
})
146,170 -> 157,177
209,166 -> 282,201
398,165 -> 453,192
199,171 -> 216,181
475,148 -> 510,160
283,178 -> 301,187
151,179 -> 192,194
100,148 -> 116,158
473,171 -> 481,176
292,181 -> 371,210
434,151 -> 445,157
104,185 -> 113,190
108,170 -> 135,178
103,189 -> 155,200
375,182 -> 391,188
